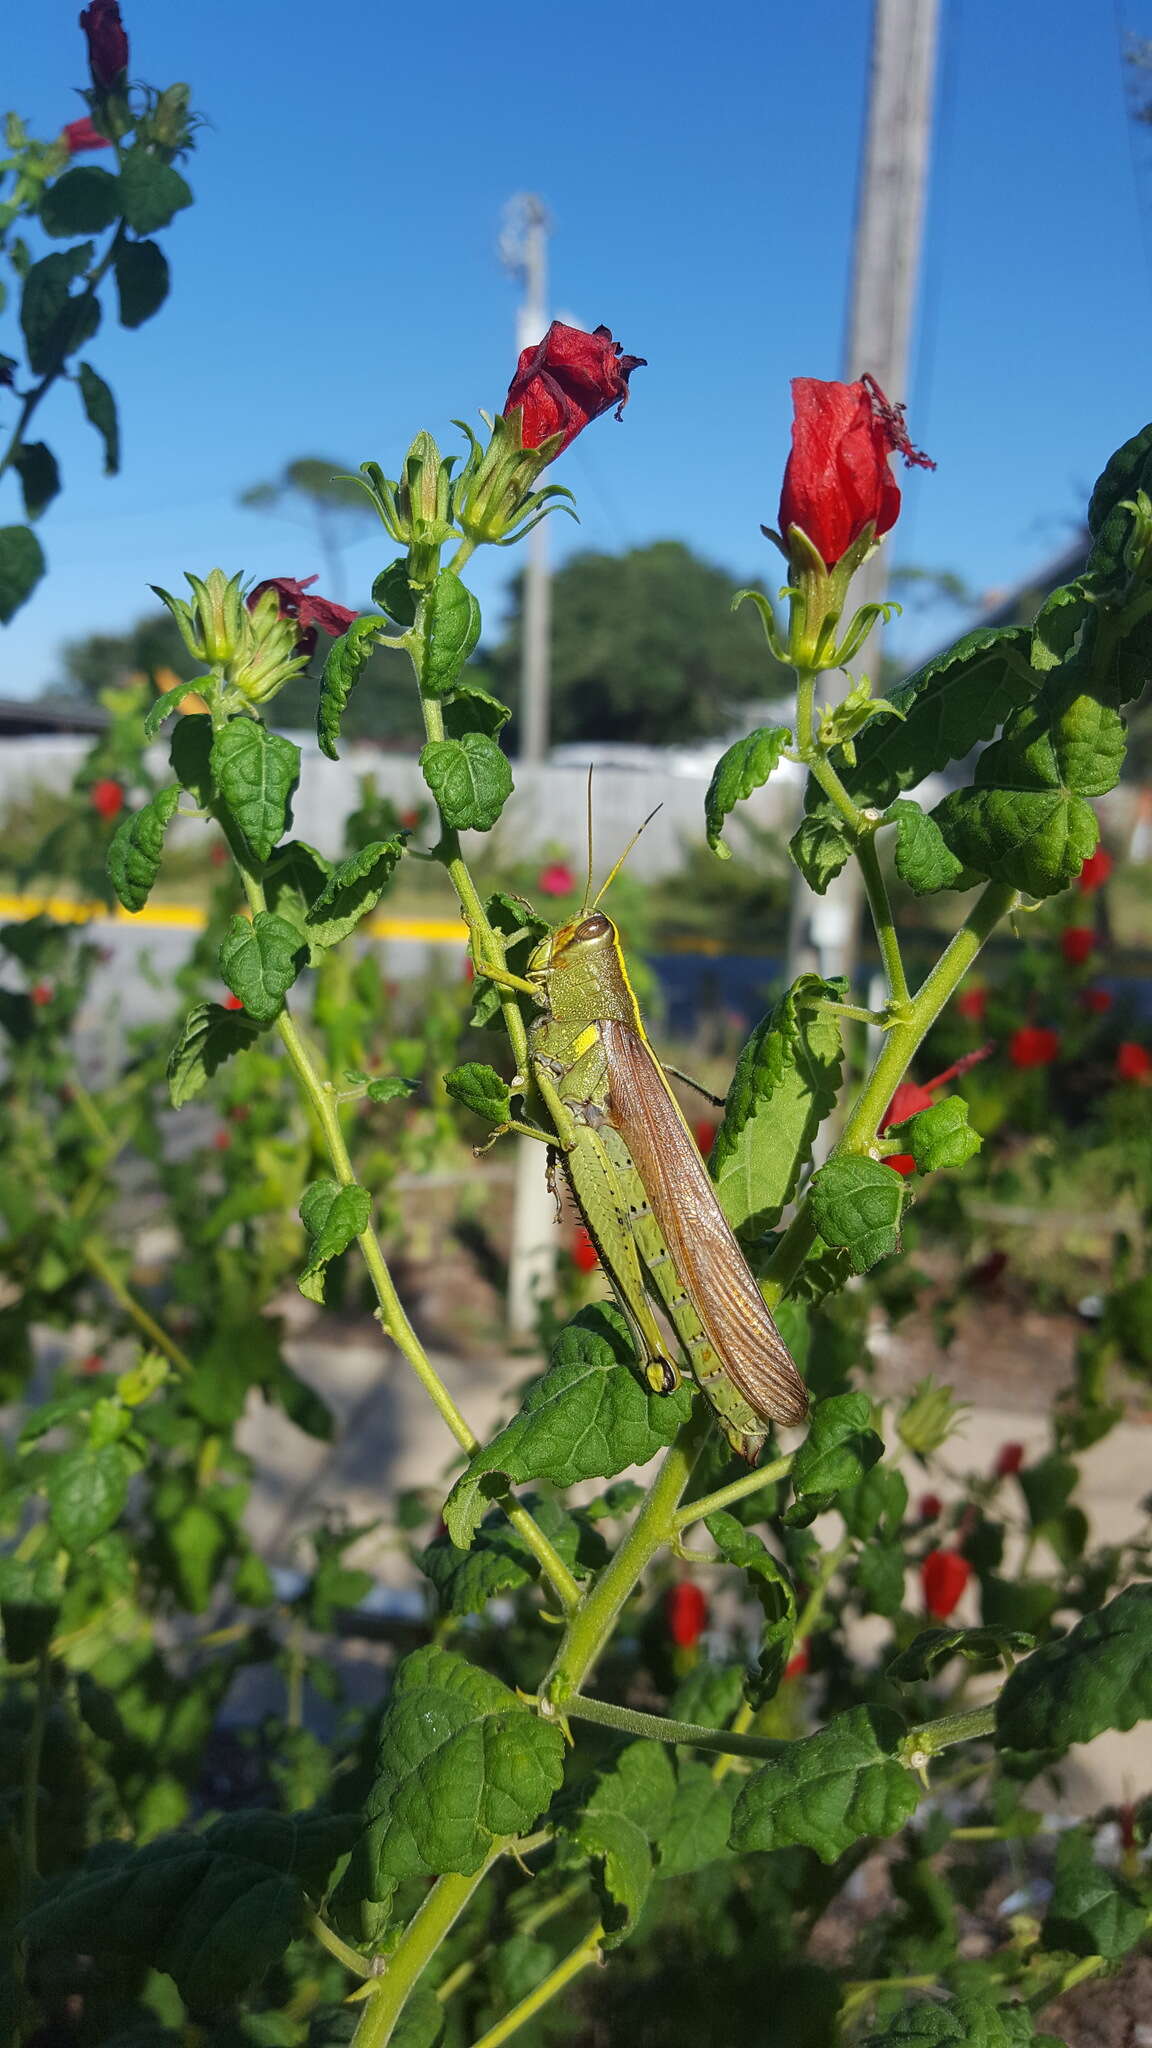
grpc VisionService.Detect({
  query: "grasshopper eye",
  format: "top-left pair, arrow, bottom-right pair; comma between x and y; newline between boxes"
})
577,913 -> 612,940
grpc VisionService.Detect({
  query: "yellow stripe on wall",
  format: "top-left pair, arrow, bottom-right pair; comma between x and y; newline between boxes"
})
0,893 -> 469,945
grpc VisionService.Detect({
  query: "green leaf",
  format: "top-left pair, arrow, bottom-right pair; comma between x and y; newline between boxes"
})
13,441 -> 60,519
886,799 -> 972,895
840,1462 -> 908,1540
706,1510 -> 796,1697
420,733 -> 512,831
317,616 -> 383,760
298,1179 -> 371,1305
657,1761 -> 740,1877
933,785 -> 1099,899
364,1075 -> 418,1104
809,1155 -> 906,1273
0,1554 -> 63,1663
895,1097 -> 982,1173
442,682 -> 512,739
443,1304 -> 695,1547
789,812 -> 852,894
1017,1454 -> 1077,1531
420,569 -> 482,697
167,1002 -> 263,1108
107,787 -> 181,912
211,720 -> 300,862
710,974 -> 844,1237
419,1497 -> 600,1617
837,622 -> 1036,808
705,725 -> 792,855
1104,1274 -> 1152,1372
345,1646 -> 566,1909
77,361 -> 120,474
444,1062 -> 511,1125
113,238 -> 169,327
731,1705 -> 920,1864
887,1626 -> 1035,1684
372,558 -> 418,626
786,1392 -> 883,1526
47,1443 -> 130,1550
1087,418 -> 1152,580
39,165 -> 121,237
168,711 -> 214,802
117,145 -> 194,234
1042,1828 -> 1148,1960
997,1584 -> 1152,1754
143,678 -> 203,738
856,1542 -> 906,1617
0,524 -> 46,622
21,1811 -> 356,2008
303,836 -> 405,946
859,1997 -> 1057,2047
569,1740 -> 677,1945
20,245 -> 99,375
219,911 -> 306,1023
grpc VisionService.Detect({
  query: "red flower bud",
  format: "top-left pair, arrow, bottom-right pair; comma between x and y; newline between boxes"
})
62,116 -> 112,153
212,1129 -> 231,1152
1078,846 -> 1113,893
994,1441 -> 1024,1478
1008,1025 -> 1059,1070
79,1352 -> 104,1375
248,575 -> 358,658
693,1119 -> 719,1156
778,375 -> 934,570
1060,926 -> 1094,968
30,982 -> 54,1007
572,1227 -> 600,1275
882,1045 -> 994,1132
918,1493 -> 943,1521
504,322 -> 646,457
664,1581 -> 708,1648
79,0 -> 129,89
537,861 -> 575,897
1081,987 -> 1113,1015
1115,1041 -> 1152,1084
90,777 -> 124,820
955,986 -> 987,1022
921,1548 -> 970,1620
223,993 -> 245,1012
884,1153 -> 917,1178
784,1643 -> 810,1681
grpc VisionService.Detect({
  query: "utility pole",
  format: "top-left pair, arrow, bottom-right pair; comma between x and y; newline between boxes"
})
499,194 -> 553,765
788,0 -> 941,999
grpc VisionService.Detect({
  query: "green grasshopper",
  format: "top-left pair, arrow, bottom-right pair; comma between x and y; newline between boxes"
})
488,839 -> 809,1462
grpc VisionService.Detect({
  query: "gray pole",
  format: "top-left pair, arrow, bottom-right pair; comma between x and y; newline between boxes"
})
500,195 -> 553,765
789,0 -> 941,997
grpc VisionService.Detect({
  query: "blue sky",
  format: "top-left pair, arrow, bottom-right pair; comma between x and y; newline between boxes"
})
3,0 -> 1151,697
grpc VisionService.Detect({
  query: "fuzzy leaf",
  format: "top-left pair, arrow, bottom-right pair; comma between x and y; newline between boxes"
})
442,682 -> 511,739
317,616 -> 383,760
113,237 -> 169,327
789,812 -> 852,894
443,1303 -> 695,1548
887,1627 -> 1035,1684
144,678 -> 204,738
107,786 -> 181,912
996,1583 -> 1152,1754
731,1705 -> 920,1863
833,623 -> 1036,809
886,799 -> 972,895
47,1444 -> 130,1550
420,733 -> 512,831
710,975 -> 844,1237
77,361 -> 119,474
298,1180 -> 372,1305
706,1511 -> 796,1698
211,720 -> 300,862
419,1497 -> 602,1617
39,165 -> 121,236
859,1998 -> 1058,2047
218,911 -> 306,1024
569,1740 -> 677,1946
656,1762 -> 740,1878
1043,1828 -> 1148,1960
809,1155 -> 906,1273
444,1062 -> 511,1125
13,441 -> 60,519
167,1002 -> 263,1107
705,726 -> 792,854
421,570 -> 482,697
117,146 -> 193,234
20,245 -> 99,375
786,1392 -> 883,1526
304,836 -> 405,946
895,1097 -> 982,1173
0,524 -> 46,623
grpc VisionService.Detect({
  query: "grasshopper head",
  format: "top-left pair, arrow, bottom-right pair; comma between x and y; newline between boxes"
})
549,910 -> 618,974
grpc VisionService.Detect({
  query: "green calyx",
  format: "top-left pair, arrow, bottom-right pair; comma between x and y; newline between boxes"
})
452,410 -> 575,548
151,569 -> 311,707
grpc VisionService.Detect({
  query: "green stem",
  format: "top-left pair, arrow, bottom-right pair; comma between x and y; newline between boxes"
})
564,1691 -> 782,1760
0,232 -> 123,486
1027,1951 -> 1107,2012
855,829 -> 910,1007
712,1535 -> 850,1782
900,1705 -> 996,1764
672,1454 -> 793,1531
80,1237 -> 194,1377
19,1649 -> 50,1898
306,1911 -> 373,1979
350,1861 -> 498,2048
435,1882 -> 586,2005
464,1924 -> 604,2048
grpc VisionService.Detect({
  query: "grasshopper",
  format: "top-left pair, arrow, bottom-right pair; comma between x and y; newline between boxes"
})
487,832 -> 809,1462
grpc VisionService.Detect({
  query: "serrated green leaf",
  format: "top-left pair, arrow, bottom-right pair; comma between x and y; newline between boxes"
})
21,1811 -> 356,2008
656,1761 -> 740,1877
786,1392 -> 883,1526
303,836 -> 405,946
442,682 -> 512,739
13,440 -> 60,519
444,1062 -> 511,1125
39,165 -> 121,237
809,1156 -> 906,1273
444,1304 -> 695,1547
77,361 -> 120,474
167,1001 -> 263,1107
211,720 -> 300,862
1086,418 -> 1152,581
168,711 -> 214,802
886,799 -> 972,894
1031,578 -> 1095,674
143,679 -> 203,738
419,1497 -> 601,1616
894,1097 -> 982,1173
997,1584 -> 1152,1753
789,812 -> 852,894
317,616 -> 383,760
117,146 -> 193,234
114,237 -> 169,327
710,975 -> 844,1238
1043,1828 -> 1148,1960
705,726 -> 792,854
707,1510 -> 796,1697
1017,1454 -> 1077,1531
0,1554 -> 63,1662
364,1075 -> 418,1104
0,524 -> 46,623
859,1996 -> 1056,2047
732,1705 -> 920,1863
344,1646 -> 565,1910
219,911 -> 306,1024
975,682 -> 1127,799
106,786 -> 181,912
933,785 -> 1099,900
840,1463 -> 908,1540
47,1443 -> 130,1550
570,1739 -> 677,1945
856,1542 -> 906,1617
838,623 -> 1036,808
298,1179 -> 371,1304
887,1626 -> 1035,1683
20,245 -> 99,375
420,733 -> 512,831
421,570 -> 481,697
371,558 -> 418,625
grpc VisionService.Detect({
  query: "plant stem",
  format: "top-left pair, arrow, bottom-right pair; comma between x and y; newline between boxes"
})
854,830 -> 909,1007
0,232 -> 122,486
435,1881 -> 586,2004
901,1704 -> 996,1765
564,1691 -> 782,1760
306,1911 -> 373,1979
19,1649 -> 50,1898
464,1924 -> 604,2048
350,1860 -> 498,2048
672,1454 -> 794,1531
712,1535 -> 850,1782
80,1236 -> 194,1376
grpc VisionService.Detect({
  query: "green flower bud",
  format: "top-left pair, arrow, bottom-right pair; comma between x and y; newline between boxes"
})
897,1377 -> 969,1457
225,588 -> 310,704
152,569 -> 247,666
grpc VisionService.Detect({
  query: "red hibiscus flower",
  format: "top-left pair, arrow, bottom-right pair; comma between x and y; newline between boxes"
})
537,861 -> 575,897
1115,1042 -> 1152,1084
1081,987 -> 1113,1015
247,576 -> 359,659
1060,927 -> 1094,968
994,1442 -> 1024,1478
572,1227 -> 600,1275
664,1581 -> 708,1648
223,993 -> 245,1012
778,375 -> 934,569
921,1548 -> 970,1620
884,1153 -> 917,1178
956,985 -> 987,1022
30,983 -> 54,1007
918,1494 -> 943,1522
62,115 -> 111,153
504,322 -> 646,456
784,1644 -> 810,1681
1008,1025 -> 1059,1070
882,1044 -> 994,1132
90,777 -> 124,820
693,1118 -> 719,1156
1078,846 -> 1113,892
79,0 -> 129,89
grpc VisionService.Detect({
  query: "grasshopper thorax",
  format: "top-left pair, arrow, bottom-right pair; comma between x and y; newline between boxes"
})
529,911 -> 642,1032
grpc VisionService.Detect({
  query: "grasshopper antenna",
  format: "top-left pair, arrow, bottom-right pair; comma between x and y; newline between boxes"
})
582,765 -> 596,915
592,804 -> 664,909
